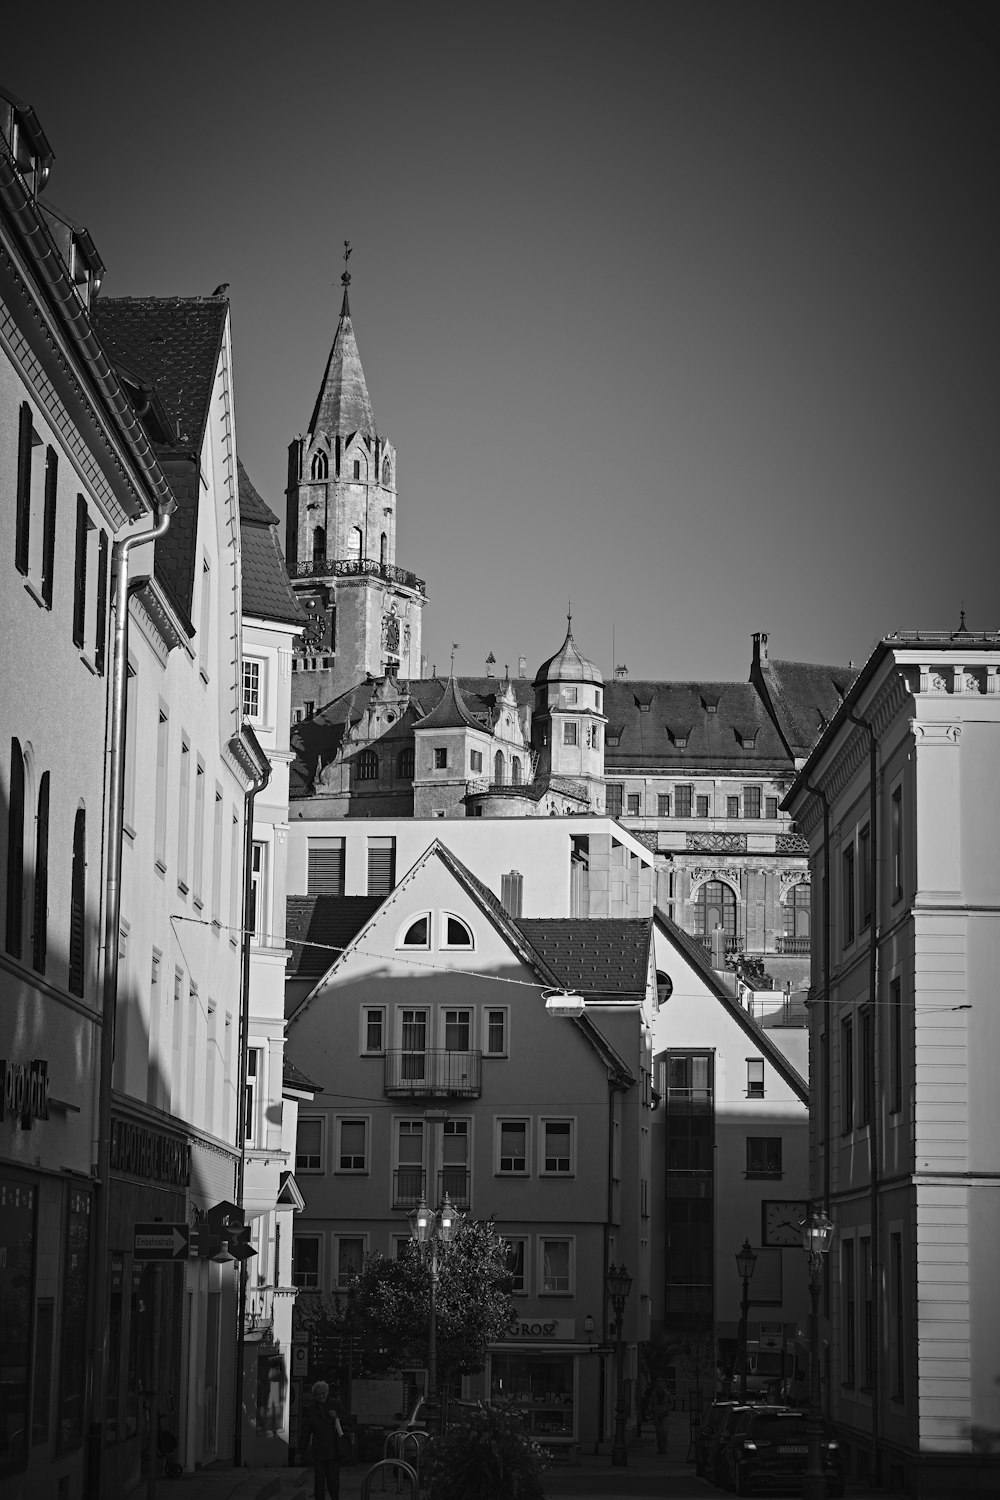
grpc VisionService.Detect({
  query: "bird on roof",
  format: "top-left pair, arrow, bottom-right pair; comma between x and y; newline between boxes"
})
212,283 -> 229,296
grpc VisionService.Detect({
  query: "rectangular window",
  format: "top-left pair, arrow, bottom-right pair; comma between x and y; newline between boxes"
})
890,977 -> 902,1113
94,530 -> 109,674
367,836 -> 396,895
890,1231 -> 905,1399
292,1236 -> 320,1290
743,786 -> 762,819
362,1007 -> 384,1054
542,1119 -> 572,1174
498,1119 -> 528,1174
860,1236 -> 873,1389
123,663 -> 138,831
250,841 -> 268,944
695,794 -> 709,818
434,747 -> 448,769
842,843 -> 855,945
727,795 -> 740,818
394,1120 -> 425,1206
72,496 -> 89,648
244,1047 -> 263,1145
859,823 -> 871,928
859,1006 -> 874,1127
177,739 -> 191,891
146,951 -> 161,1107
841,1017 -> 854,1133
485,1008 -> 508,1056
505,1237 -> 527,1295
746,1136 -> 782,1176
296,1117 -> 322,1172
588,724 -> 601,750
746,1059 -> 765,1098
193,760 -> 206,904
444,1009 -> 471,1050
606,784 -> 623,818
674,785 -> 692,818
540,1238 -> 573,1294
470,749 -> 483,773
242,658 -> 263,720
338,1118 -> 367,1171
500,870 -> 523,918
154,707 -> 169,868
765,795 -> 778,820
308,838 -> 345,895
442,1118 -> 470,1203
563,722 -> 578,746
335,1236 -> 365,1289
15,402 -> 34,575
843,1238 -> 856,1386
891,785 -> 903,901
626,793 -> 640,816
657,793 -> 671,816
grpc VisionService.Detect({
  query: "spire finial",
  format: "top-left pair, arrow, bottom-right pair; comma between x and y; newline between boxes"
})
451,642 -> 459,675
567,600 -> 573,635
339,241 -> 353,316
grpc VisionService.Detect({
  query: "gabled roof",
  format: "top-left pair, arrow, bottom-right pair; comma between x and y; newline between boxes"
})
239,462 -> 305,626
285,895 -> 383,978
307,289 -> 376,441
515,918 -> 652,1000
282,1059 -> 322,1095
414,675 -> 486,733
653,907 -> 808,1103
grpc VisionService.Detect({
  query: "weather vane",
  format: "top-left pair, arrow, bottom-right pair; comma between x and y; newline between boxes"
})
342,240 -> 352,289
451,642 -> 459,674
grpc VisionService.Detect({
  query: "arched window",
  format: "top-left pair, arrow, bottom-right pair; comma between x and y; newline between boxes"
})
356,749 -> 379,782
444,915 -> 473,947
693,879 -> 737,939
402,915 -> 429,947
655,970 -> 673,1008
348,526 -> 363,562
783,882 -> 811,939
310,450 -> 328,481
512,756 -> 522,784
5,738 -> 25,958
494,751 -> 504,784
382,457 -> 391,487
32,771 -> 49,974
68,807 -> 86,996
380,532 -> 387,567
397,748 -> 415,780
312,526 -> 326,565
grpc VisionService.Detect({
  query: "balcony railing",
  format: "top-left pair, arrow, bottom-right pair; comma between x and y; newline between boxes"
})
384,1050 -> 482,1098
696,934 -> 744,956
393,1166 -> 427,1210
437,1168 -> 470,1210
294,556 -> 426,595
775,935 -> 810,955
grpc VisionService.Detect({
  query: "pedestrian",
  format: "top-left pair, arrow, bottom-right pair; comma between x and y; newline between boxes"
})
650,1378 -> 670,1454
299,1380 -> 346,1500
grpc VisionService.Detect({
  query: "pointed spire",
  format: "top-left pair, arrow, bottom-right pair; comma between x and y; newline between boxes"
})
307,242 -> 375,441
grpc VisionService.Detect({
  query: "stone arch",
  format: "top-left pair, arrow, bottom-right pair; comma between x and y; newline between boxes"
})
310,449 -> 328,480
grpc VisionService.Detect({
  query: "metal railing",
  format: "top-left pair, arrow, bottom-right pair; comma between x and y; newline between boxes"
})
384,1050 -> 482,1097
392,1167 -> 427,1210
294,556 -> 426,595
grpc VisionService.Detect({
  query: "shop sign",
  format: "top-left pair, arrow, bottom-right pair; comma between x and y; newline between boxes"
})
110,1115 -> 190,1187
0,1058 -> 50,1128
506,1317 -> 576,1341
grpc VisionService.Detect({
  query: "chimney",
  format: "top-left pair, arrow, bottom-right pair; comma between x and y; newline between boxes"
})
518,655 -> 527,679
421,654 -> 428,679
615,664 -> 628,681
711,925 -> 725,970
752,631 -> 769,668
486,652 -> 496,678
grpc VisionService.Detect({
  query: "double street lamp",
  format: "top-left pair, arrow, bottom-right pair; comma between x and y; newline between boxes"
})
802,1207 -> 836,1500
410,1193 -> 459,1428
734,1239 -> 757,1402
605,1262 -> 633,1468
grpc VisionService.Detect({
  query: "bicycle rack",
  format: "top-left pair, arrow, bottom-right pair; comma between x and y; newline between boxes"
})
362,1457 -> 418,1500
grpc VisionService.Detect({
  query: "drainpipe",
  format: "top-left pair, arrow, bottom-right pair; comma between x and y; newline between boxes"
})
233,754 -> 271,1466
848,710 -> 881,1486
87,500 -> 175,1500
802,778 -> 832,1217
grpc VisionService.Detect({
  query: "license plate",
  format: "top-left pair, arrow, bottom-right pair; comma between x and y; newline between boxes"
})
777,1445 -> 808,1454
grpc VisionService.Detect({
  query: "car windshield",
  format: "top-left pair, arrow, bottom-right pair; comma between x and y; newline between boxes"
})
747,1413 -> 808,1441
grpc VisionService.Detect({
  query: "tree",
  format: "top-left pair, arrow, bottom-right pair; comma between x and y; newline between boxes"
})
344,1218 -> 516,1384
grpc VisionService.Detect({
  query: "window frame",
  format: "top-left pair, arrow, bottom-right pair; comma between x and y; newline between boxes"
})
841,1016 -> 854,1134
398,913 -> 431,949
538,1236 -> 575,1296
842,842 -> 856,946
497,1117 -> 530,1176
333,1233 -> 367,1289
657,793 -> 671,817
292,1234 -> 321,1290
242,656 -> 266,723
743,785 -> 762,819
361,1006 -> 386,1055
674,785 -> 693,818
504,1235 -> 528,1296
746,1058 -> 765,1099
540,1117 -> 574,1176
295,1115 -> 323,1173
336,1115 -> 369,1173
484,1006 -> 509,1058
433,746 -> 448,770
562,721 -> 578,747
745,1136 -> 782,1178
441,913 -> 474,949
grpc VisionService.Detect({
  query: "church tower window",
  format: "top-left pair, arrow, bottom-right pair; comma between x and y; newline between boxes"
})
311,450 -> 328,480
312,526 -> 326,566
382,457 -> 391,487
348,527 -> 362,562
353,459 -> 361,480
512,757 -> 522,784
380,532 -> 387,567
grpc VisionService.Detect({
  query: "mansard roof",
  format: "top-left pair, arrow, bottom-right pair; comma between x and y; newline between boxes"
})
307,288 -> 376,442
603,679 -> 788,770
238,462 -> 306,626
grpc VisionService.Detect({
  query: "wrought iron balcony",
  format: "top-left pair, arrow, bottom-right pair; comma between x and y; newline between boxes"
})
437,1168 -> 470,1210
775,935 -> 810,955
384,1049 -> 482,1098
393,1166 -> 426,1210
294,556 -> 426,595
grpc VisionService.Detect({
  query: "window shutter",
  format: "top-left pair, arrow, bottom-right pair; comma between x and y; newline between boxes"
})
73,496 -> 88,649
308,842 -> 345,894
32,772 -> 49,974
15,404 -> 32,576
5,739 -> 25,958
367,838 -> 395,895
94,531 -> 109,675
68,809 -> 86,995
41,448 -> 58,605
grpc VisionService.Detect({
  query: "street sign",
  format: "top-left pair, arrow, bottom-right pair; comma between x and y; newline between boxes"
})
134,1223 -> 192,1260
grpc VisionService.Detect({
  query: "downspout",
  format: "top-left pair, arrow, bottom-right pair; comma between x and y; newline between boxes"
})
802,778 -> 832,1216
233,755 -> 271,1466
87,500 -> 175,1500
848,709 -> 880,1486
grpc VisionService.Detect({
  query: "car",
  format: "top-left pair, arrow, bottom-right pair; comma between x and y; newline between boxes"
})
723,1405 -> 844,1496
694,1400 -> 739,1478
706,1402 -> 752,1487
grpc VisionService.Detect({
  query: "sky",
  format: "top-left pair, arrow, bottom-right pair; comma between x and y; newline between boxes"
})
6,1 -> 998,684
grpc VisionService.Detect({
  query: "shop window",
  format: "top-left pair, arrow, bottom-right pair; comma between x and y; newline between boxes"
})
58,1189 -> 91,1450
0,1179 -> 36,1474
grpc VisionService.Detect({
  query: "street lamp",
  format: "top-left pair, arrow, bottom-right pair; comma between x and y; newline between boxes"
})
605,1262 -> 633,1468
801,1207 -> 836,1500
410,1193 -> 459,1430
735,1239 -> 757,1402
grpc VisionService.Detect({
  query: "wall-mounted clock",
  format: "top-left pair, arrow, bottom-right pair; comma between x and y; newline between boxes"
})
762,1200 -> 808,1247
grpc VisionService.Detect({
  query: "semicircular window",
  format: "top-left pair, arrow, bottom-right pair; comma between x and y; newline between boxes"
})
403,916 -> 428,947
445,915 -> 473,947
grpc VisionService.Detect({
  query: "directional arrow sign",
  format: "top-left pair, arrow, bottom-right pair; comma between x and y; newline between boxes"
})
134,1223 -> 191,1260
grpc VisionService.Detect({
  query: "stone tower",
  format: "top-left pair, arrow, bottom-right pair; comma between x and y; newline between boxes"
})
531,613 -> 607,810
287,271 -> 425,704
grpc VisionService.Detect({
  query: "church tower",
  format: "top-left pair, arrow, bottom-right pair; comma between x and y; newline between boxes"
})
288,260 -> 425,704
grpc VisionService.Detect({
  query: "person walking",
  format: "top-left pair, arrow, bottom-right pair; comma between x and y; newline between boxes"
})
650,1378 -> 670,1454
299,1380 -> 346,1500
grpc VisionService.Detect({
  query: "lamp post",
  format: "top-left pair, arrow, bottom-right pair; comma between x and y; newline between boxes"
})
606,1262 -> 633,1467
410,1193 -> 458,1432
801,1207 -> 836,1500
735,1240 -> 757,1402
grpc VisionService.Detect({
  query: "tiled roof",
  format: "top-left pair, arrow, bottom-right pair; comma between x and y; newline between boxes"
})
414,676 -> 485,732
94,296 -> 228,621
514,918 -> 652,998
755,658 -> 857,759
285,895 -> 383,978
603,680 -> 788,770
239,462 -> 305,626
282,1057 -> 322,1094
307,290 -> 376,440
